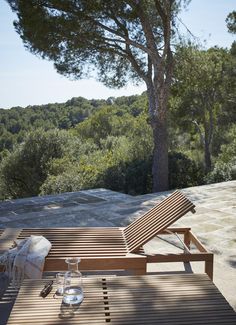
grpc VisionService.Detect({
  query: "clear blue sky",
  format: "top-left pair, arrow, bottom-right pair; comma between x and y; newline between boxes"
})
0,0 -> 235,109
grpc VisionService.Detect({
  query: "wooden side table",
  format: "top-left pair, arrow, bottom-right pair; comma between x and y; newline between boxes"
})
7,274 -> 236,324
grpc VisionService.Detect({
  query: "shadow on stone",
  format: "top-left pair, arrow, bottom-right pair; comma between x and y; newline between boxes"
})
228,255 -> 236,268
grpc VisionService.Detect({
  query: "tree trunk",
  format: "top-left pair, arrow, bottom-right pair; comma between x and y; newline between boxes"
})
147,85 -> 169,192
142,0 -> 173,193
152,117 -> 169,192
204,141 -> 212,173
204,112 -> 213,173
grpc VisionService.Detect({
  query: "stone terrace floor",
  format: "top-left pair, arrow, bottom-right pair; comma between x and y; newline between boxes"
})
0,180 -> 236,311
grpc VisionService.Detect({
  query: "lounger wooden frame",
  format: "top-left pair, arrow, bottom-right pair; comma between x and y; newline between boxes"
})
145,227 -> 214,280
0,191 -> 214,279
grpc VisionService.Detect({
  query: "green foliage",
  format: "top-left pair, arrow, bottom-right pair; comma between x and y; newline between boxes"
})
0,94 -> 147,153
0,97 -> 107,152
205,125 -> 236,183
0,129 -> 71,199
40,165 -> 102,195
7,0 -> 190,192
170,44 -> 235,172
216,126 -> 236,164
0,41 -> 236,199
226,11 -> 236,34
40,106 -> 153,196
6,1 -> 183,86
74,104 -> 149,146
169,152 -> 204,189
0,94 -> 153,199
124,159 -> 152,195
100,131 -> 153,194
205,162 -> 234,184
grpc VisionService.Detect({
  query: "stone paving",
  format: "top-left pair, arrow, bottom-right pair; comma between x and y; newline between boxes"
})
0,181 -> 236,311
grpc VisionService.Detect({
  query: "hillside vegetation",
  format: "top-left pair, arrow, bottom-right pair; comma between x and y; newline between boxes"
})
0,45 -> 235,200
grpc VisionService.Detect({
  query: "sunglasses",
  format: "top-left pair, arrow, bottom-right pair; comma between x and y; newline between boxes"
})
40,280 -> 53,298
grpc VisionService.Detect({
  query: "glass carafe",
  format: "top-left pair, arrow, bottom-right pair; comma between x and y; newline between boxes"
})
63,257 -> 83,305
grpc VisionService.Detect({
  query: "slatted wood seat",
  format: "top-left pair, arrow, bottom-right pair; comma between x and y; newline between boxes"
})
6,274 -> 236,324
0,191 -> 214,278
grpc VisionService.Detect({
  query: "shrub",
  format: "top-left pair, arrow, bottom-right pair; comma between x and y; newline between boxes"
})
168,152 -> 204,189
205,161 -> 236,184
205,125 -> 236,184
0,129 -> 70,199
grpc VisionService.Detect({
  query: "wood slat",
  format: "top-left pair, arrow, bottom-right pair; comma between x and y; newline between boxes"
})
43,254 -> 146,272
124,191 -> 189,236
124,191 -> 195,252
16,228 -> 128,258
6,274 -> 236,325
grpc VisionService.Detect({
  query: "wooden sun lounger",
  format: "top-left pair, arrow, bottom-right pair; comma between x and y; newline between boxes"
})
0,191 -> 214,279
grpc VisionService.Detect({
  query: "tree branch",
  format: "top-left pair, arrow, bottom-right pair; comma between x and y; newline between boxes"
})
125,43 -> 149,82
192,120 -> 205,146
85,14 -> 150,55
128,0 -> 161,61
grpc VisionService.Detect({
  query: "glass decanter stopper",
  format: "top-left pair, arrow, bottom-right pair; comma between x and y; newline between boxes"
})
63,257 -> 83,305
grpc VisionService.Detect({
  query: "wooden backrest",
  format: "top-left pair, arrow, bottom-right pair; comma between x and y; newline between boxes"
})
123,191 -> 195,253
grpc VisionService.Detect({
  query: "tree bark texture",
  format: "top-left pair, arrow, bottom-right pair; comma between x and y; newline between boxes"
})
147,79 -> 170,192
204,141 -> 212,173
143,5 -> 173,191
152,117 -> 169,192
203,104 -> 214,173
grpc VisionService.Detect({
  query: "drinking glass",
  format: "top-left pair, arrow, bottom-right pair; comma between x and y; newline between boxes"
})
55,272 -> 65,296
